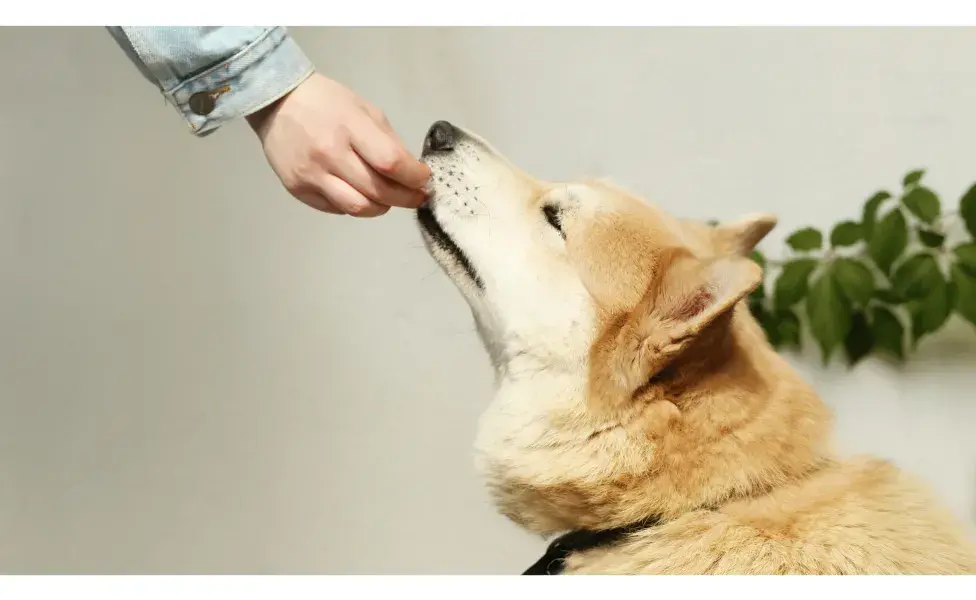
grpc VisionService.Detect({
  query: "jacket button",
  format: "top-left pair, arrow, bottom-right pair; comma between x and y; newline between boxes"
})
188,92 -> 216,116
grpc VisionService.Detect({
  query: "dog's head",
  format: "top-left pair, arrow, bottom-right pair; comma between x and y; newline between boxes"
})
417,121 -> 830,533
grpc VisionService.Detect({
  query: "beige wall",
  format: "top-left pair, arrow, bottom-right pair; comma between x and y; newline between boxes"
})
2,26 -> 976,574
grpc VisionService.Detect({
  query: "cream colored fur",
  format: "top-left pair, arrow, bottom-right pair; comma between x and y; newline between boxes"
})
416,122 -> 976,575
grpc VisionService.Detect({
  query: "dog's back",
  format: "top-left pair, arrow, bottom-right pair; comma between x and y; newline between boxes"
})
564,457 -> 976,574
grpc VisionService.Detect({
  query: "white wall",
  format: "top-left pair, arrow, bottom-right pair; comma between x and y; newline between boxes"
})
2,26 -> 976,574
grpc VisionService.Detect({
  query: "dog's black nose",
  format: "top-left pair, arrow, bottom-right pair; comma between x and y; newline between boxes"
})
424,120 -> 457,153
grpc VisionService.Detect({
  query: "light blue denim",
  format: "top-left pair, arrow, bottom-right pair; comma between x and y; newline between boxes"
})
106,27 -> 315,136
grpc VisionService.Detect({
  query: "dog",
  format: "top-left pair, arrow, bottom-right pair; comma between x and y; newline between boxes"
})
415,120 -> 976,575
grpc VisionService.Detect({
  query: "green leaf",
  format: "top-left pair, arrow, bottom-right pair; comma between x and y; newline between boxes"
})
874,288 -> 905,305
953,243 -> 976,274
749,295 -> 765,319
867,209 -> 908,276
748,250 -> 766,270
959,183 -> 976,239
906,273 -> 950,346
759,308 -> 802,350
750,282 -> 766,306
830,221 -> 862,248
806,270 -> 853,364
902,186 -> 941,224
891,253 -> 942,301
776,310 -> 802,349
950,264 -> 976,328
843,311 -> 874,366
918,228 -> 946,249
902,169 -> 925,188
948,276 -> 958,316
862,191 -> 893,241
773,258 -> 819,310
774,309 -> 802,349
870,306 -> 905,360
832,258 -> 875,307
785,227 -> 823,252
750,286 -> 764,306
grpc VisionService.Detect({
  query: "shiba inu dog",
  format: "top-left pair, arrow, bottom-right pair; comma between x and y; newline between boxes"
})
415,120 -> 976,575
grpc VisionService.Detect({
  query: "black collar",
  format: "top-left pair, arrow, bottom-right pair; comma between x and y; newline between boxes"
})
521,517 -> 661,575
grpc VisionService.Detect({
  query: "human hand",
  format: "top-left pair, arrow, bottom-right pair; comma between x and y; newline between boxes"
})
246,73 -> 430,217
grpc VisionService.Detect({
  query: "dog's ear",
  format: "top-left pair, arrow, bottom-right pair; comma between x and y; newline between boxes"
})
712,213 -> 777,256
591,249 -> 762,403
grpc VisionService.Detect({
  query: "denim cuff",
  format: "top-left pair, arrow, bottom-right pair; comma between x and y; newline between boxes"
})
163,27 -> 315,136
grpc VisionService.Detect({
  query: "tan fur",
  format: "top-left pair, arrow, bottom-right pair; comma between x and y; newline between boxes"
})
417,123 -> 976,575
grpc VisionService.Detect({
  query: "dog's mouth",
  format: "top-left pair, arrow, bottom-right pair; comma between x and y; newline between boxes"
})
416,204 -> 484,290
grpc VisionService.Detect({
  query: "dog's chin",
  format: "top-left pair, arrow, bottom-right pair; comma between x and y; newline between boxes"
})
416,203 -> 484,291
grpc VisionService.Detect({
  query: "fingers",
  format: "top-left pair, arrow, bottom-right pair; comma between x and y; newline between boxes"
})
331,149 -> 425,209
315,174 -> 390,218
349,114 -> 431,192
286,147 -> 407,217
292,191 -> 343,215
257,73 -> 431,219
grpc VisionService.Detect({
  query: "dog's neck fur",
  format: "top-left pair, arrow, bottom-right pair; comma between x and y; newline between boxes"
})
480,305 -> 834,535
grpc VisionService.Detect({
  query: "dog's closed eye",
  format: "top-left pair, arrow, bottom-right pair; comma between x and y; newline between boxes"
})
543,204 -> 565,239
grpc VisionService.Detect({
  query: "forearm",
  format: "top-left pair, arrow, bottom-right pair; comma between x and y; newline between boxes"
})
106,26 -> 315,136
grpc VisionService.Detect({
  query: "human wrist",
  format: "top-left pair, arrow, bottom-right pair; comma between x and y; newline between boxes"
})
245,98 -> 280,136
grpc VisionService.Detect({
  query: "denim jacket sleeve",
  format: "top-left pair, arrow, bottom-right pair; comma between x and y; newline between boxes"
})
106,26 -> 315,136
